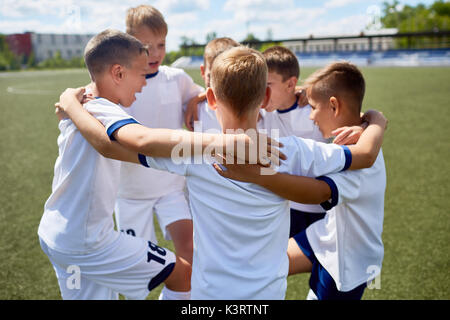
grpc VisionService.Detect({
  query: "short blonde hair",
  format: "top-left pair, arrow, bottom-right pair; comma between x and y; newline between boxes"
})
84,29 -> 148,80
126,5 -> 168,36
203,37 -> 240,69
210,46 -> 268,118
304,61 -> 365,115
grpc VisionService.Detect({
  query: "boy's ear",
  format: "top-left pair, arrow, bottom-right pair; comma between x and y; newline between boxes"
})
287,76 -> 298,90
329,96 -> 340,116
206,87 -> 217,110
111,64 -> 123,84
261,86 -> 272,109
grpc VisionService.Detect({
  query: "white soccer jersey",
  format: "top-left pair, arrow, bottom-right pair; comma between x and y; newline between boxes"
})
195,100 -> 222,133
118,66 -> 203,199
306,150 -> 386,292
38,98 -> 139,254
139,136 -> 352,299
258,104 -> 329,213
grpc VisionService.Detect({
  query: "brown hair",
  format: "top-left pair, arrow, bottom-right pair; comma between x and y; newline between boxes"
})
304,61 -> 365,114
84,29 -> 148,80
263,46 -> 299,81
210,46 -> 267,118
126,5 -> 168,36
204,37 -> 240,69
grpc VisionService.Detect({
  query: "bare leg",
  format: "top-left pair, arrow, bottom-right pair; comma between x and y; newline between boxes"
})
163,255 -> 191,292
166,219 -> 194,265
287,237 -> 313,276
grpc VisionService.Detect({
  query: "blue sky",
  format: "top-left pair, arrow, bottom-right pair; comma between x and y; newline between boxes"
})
0,0 -> 436,51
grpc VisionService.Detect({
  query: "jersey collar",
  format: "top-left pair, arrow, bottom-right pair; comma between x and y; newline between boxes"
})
146,71 -> 159,79
276,99 -> 298,114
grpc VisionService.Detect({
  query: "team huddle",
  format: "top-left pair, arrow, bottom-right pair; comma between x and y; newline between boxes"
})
38,5 -> 387,300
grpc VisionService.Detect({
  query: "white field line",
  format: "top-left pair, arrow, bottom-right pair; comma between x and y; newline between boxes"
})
6,86 -> 58,95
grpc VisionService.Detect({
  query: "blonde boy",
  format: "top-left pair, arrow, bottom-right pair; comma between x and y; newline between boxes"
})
115,6 -> 202,283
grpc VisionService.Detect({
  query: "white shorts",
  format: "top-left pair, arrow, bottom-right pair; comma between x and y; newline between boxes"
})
39,232 -> 176,300
115,190 -> 192,241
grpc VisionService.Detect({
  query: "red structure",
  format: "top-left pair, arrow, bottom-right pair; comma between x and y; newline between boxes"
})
5,32 -> 32,58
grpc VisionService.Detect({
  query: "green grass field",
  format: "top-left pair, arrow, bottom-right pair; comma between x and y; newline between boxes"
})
0,66 -> 449,300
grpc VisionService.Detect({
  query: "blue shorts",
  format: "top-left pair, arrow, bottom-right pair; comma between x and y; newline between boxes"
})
289,209 -> 326,238
293,231 -> 367,300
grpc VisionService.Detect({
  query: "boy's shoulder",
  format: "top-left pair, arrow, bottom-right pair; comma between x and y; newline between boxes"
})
83,97 -> 121,111
158,65 -> 190,81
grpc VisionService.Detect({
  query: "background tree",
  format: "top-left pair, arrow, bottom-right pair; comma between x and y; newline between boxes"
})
381,0 -> 450,48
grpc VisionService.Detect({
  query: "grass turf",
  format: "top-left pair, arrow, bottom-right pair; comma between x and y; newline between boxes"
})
0,66 -> 448,299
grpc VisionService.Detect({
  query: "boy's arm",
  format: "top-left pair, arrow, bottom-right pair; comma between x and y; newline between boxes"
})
56,88 -> 140,163
346,110 -> 387,170
185,91 -> 207,131
214,163 -> 331,204
213,110 -> 387,201
58,88 -> 285,165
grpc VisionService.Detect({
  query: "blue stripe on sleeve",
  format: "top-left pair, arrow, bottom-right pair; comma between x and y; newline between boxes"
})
341,145 -> 352,171
138,154 -> 149,167
316,176 -> 339,210
106,118 -> 138,141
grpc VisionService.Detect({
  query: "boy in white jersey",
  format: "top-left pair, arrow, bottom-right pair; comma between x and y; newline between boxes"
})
59,47 -> 387,299
41,30 -> 274,300
260,46 -> 365,237
216,62 -> 387,300
38,29 -> 190,300
114,5 -> 203,270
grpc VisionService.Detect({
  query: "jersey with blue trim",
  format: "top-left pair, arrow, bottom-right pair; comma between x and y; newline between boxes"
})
139,135 -> 351,299
38,98 -> 138,254
306,150 -> 386,292
258,104 -> 329,213
117,65 -> 203,199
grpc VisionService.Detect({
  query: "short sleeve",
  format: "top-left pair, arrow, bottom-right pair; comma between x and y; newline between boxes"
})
316,170 -> 362,210
278,136 -> 352,178
84,99 -> 139,140
138,154 -> 188,176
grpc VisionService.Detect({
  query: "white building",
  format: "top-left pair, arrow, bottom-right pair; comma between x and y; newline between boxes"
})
30,33 -> 94,62
282,30 -> 397,53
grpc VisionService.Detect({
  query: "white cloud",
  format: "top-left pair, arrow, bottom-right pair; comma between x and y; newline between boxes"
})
223,0 -> 294,11
154,0 -> 209,14
324,0 -> 362,9
0,0 -> 385,51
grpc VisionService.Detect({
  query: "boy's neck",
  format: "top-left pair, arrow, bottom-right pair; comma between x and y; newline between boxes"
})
221,118 -> 257,133
276,92 -> 298,111
95,82 -> 120,105
220,109 -> 258,133
337,113 -> 363,130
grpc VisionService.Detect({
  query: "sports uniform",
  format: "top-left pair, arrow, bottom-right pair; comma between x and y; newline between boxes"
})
38,98 -> 175,300
139,136 -> 353,299
294,150 -> 386,299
